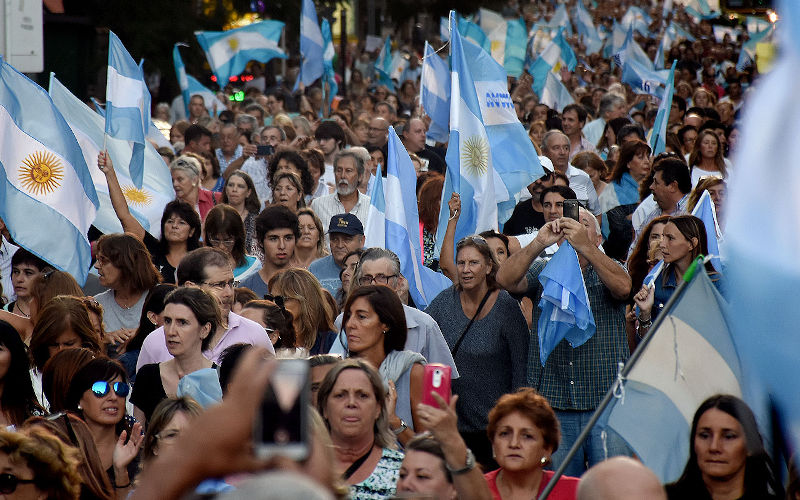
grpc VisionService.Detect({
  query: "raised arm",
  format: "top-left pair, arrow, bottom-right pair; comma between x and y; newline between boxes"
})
438,193 -> 460,282
97,151 -> 146,241
496,222 -> 562,294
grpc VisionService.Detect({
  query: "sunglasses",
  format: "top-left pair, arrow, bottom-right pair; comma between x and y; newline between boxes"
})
91,381 -> 129,398
0,473 -> 35,494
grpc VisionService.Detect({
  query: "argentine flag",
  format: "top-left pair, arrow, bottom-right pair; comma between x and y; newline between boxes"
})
173,43 -> 192,116
648,61 -> 676,156
435,11 -> 543,254
602,270 -> 742,483
298,0 -> 324,87
477,7 -> 525,76
690,190 -> 722,271
365,130 -> 452,309
374,37 -> 394,88
0,58 -> 99,284
106,32 -> 150,188
49,74 -> 173,240
574,1 -> 603,55
173,44 -> 227,118
420,41 -> 450,143
321,18 -> 338,107
621,58 -> 669,97
195,20 -> 287,86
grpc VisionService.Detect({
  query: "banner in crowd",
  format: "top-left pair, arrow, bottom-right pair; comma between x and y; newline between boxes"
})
0,57 -> 99,284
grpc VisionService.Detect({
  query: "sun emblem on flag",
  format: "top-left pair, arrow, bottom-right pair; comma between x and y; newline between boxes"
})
227,37 -> 239,51
461,135 -> 489,177
122,185 -> 152,207
19,151 -> 64,196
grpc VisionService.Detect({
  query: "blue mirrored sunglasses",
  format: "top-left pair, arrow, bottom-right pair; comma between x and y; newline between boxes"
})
91,381 -> 129,398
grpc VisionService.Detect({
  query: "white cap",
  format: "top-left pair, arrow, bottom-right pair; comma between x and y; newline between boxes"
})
538,155 -> 554,173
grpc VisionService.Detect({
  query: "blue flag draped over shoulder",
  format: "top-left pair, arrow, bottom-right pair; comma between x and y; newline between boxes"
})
0,57 -> 99,284
195,20 -> 287,86
601,271 -> 742,483
537,241 -> 595,365
106,32 -> 150,188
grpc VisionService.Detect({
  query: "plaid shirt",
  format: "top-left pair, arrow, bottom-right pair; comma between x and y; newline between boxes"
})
525,259 -> 629,410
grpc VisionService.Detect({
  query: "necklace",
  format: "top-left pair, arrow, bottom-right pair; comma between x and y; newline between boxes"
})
115,291 -> 137,310
14,301 -> 30,318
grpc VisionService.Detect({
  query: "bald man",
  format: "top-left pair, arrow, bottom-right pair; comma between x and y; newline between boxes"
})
577,457 -> 666,500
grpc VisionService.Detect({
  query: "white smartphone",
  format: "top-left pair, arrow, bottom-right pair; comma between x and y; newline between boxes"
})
253,359 -> 310,460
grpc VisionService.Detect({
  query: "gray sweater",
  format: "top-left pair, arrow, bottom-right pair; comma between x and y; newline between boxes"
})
425,286 -> 529,432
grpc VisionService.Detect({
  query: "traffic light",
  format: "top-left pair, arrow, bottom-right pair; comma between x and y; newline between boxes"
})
721,0 -> 773,15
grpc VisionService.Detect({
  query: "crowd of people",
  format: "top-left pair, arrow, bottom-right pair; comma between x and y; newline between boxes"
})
0,0 -> 796,498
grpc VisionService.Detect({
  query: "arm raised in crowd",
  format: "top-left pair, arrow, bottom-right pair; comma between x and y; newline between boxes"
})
438,193 -> 460,282
496,221 -> 563,294
221,143 -> 257,181
97,151 -> 146,241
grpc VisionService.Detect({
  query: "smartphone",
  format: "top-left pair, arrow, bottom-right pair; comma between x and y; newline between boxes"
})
421,364 -> 452,407
253,359 -> 310,460
563,199 -> 580,221
256,144 -> 275,156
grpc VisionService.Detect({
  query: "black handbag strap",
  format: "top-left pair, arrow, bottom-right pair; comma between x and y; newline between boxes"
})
343,442 -> 375,480
450,290 -> 492,358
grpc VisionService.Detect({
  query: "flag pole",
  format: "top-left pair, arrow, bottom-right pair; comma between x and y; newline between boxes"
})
537,255 -> 707,500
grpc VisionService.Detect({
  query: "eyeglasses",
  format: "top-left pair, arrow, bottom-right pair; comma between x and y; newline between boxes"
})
90,381 -> 130,398
456,235 -> 489,250
208,237 -> 236,247
0,473 -> 36,494
358,274 -> 398,286
202,279 -> 239,290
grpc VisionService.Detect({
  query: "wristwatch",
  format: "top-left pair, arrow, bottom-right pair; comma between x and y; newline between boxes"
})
392,420 -> 408,436
445,448 -> 476,475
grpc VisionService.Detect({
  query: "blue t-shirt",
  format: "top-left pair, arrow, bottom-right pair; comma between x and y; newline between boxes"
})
308,255 -> 342,295
239,271 -> 269,298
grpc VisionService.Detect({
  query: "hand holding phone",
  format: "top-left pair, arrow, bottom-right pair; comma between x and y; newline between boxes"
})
563,199 -> 580,221
253,359 -> 310,460
256,144 -> 274,157
422,364 -> 451,407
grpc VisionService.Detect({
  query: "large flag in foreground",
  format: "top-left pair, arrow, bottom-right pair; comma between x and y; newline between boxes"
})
106,32 -> 150,188
49,75 -> 173,239
195,20 -> 287,86
435,12 -> 543,254
364,129 -> 452,309
725,0 -> 800,456
602,270 -> 742,483
0,58 -> 99,284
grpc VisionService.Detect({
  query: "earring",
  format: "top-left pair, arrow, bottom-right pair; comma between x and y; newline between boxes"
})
382,330 -> 388,335
540,456 -> 548,465
77,404 -> 82,411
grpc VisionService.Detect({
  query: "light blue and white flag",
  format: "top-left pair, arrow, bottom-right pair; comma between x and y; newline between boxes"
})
552,27 -> 578,71
539,70 -> 575,112
435,12 -> 544,253
298,0 -> 324,88
374,37 -> 394,88
503,18 -> 528,78
667,22 -> 696,42
49,74 -> 173,240
364,130 -> 452,309
0,58 -> 99,284
601,270 -> 743,483
537,241 -> 595,365
195,20 -> 287,86
654,28 -> 674,70
691,190 -> 722,271
725,1 -> 800,454
106,31 -> 150,188
173,43 -> 192,116
421,41 -> 450,143
612,25 -> 654,70
621,5 -> 652,36
458,16 -> 491,54
736,25 -> 774,71
622,59 -> 669,97
321,18 -> 338,107
649,61 -> 676,156
642,260 -> 664,287
548,3 -> 572,34
574,1 -> 604,55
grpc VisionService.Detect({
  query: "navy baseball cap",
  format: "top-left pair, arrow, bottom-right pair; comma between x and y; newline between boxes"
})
328,214 -> 364,236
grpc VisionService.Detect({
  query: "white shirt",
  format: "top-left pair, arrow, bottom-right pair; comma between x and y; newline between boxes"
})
240,157 -> 270,207
310,191 -> 371,233
0,236 -> 18,303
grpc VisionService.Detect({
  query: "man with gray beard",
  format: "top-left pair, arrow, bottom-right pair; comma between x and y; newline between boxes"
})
310,150 -> 371,236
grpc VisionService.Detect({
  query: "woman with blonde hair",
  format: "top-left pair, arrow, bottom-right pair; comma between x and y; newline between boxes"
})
293,208 -> 328,269
268,268 -> 337,354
